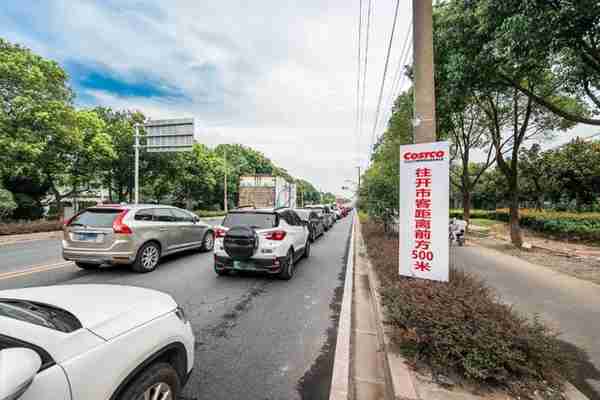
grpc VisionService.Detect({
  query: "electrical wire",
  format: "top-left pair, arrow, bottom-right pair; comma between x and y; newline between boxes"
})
369,0 -> 401,159
358,0 -> 373,166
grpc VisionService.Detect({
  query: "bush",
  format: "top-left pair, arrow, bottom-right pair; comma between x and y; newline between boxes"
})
361,220 -> 569,398
194,210 -> 227,218
450,209 -> 600,241
0,188 -> 17,220
0,219 -> 63,235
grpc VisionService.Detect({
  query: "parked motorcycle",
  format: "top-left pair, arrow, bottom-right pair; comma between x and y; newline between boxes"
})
449,218 -> 467,246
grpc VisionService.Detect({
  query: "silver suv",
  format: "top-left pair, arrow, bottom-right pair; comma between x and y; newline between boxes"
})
62,204 -> 215,273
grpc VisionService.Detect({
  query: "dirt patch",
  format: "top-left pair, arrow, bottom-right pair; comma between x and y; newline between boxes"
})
470,236 -> 600,286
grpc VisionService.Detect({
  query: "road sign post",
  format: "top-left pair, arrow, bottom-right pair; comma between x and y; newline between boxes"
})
133,118 -> 195,204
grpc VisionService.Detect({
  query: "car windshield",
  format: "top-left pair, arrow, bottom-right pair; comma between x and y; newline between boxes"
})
69,209 -> 122,228
0,300 -> 82,333
222,213 -> 277,229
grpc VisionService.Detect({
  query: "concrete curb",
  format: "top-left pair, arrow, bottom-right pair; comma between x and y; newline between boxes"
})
329,213 -> 356,400
355,220 -> 419,400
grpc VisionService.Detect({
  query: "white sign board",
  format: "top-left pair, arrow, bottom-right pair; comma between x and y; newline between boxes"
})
239,175 -> 277,188
399,141 -> 449,282
145,118 -> 194,152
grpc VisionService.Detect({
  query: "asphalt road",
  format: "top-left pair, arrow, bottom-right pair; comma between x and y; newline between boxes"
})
453,244 -> 600,400
0,216 -> 353,400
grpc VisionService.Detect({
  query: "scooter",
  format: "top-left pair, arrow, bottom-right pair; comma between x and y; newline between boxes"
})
449,218 -> 467,246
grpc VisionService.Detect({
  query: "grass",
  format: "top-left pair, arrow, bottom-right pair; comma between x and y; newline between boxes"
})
469,218 -> 500,228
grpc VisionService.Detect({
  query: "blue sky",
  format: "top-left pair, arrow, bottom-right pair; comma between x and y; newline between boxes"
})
1,1 -> 596,192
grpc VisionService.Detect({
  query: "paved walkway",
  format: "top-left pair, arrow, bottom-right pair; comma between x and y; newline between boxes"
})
454,244 -> 600,400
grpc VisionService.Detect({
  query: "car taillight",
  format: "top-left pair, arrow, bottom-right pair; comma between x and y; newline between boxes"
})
215,228 -> 227,238
113,210 -> 132,234
265,230 -> 286,241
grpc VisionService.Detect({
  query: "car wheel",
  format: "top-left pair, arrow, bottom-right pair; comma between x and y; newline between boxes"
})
75,262 -> 99,270
132,242 -> 161,273
303,239 -> 311,259
117,362 -> 180,400
202,231 -> 215,251
278,249 -> 295,280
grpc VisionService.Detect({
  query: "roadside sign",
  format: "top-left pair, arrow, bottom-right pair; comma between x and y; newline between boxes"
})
145,118 -> 194,152
399,141 -> 449,282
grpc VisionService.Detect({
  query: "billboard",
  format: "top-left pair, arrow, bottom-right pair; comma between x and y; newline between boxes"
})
399,141 -> 449,282
239,175 -> 277,188
145,118 -> 194,152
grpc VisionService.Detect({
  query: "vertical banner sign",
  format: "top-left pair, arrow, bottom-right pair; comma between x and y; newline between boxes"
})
399,141 -> 449,282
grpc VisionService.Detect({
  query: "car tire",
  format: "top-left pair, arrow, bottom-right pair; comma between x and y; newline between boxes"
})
132,242 -> 161,273
117,362 -> 181,400
75,262 -> 99,270
201,231 -> 215,252
303,239 -> 311,259
278,249 -> 295,280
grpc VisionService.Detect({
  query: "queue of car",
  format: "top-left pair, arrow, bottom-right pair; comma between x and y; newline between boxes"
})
0,201 -> 352,400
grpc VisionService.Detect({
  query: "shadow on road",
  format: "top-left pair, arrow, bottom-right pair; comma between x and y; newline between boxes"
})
558,340 -> 600,400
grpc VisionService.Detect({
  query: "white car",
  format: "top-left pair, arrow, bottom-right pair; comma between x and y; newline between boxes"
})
0,284 -> 194,400
213,207 -> 311,280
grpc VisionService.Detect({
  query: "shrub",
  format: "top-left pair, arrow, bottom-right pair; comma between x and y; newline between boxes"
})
0,188 -> 17,220
0,219 -> 63,235
450,209 -> 600,241
361,220 -> 569,399
194,210 -> 227,218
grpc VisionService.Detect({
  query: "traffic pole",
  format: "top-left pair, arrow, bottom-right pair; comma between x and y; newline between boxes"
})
134,124 -> 140,204
224,147 -> 228,213
412,0 -> 436,143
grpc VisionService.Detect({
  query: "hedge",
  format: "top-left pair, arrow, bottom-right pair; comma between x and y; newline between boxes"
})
361,220 -> 569,399
0,220 -> 63,235
194,210 -> 227,218
450,209 -> 600,241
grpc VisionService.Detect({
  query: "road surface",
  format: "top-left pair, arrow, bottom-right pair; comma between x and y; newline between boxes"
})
0,216 -> 353,400
454,244 -> 600,400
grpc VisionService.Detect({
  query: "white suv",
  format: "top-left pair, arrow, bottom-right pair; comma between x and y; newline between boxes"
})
0,284 -> 194,400
213,208 -> 311,280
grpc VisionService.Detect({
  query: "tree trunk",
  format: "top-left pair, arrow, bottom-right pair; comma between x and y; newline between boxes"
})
50,185 -> 63,220
462,190 -> 471,232
509,189 -> 523,248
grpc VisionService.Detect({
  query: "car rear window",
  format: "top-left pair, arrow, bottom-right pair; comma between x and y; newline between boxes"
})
222,213 -> 277,229
295,210 -> 311,220
69,209 -> 122,227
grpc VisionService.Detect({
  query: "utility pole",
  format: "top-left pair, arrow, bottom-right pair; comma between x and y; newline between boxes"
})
412,0 -> 437,143
224,147 -> 228,213
134,124 -> 140,204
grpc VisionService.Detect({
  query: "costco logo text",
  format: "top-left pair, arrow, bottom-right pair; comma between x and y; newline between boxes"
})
403,150 -> 445,162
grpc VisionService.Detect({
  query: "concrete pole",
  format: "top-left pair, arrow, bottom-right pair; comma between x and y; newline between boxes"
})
412,0 -> 437,143
134,124 -> 140,204
224,147 -> 228,213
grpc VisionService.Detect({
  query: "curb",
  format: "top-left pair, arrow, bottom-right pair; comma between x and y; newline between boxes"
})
355,221 -> 419,400
329,213 -> 356,400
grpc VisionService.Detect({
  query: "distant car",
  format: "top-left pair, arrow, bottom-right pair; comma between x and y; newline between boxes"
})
213,207 -> 311,280
305,205 -> 335,229
62,204 -> 215,273
0,284 -> 194,400
295,208 -> 325,241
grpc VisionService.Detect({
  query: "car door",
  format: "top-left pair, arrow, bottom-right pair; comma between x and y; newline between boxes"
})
171,208 -> 205,248
289,211 -> 308,250
152,208 -> 179,252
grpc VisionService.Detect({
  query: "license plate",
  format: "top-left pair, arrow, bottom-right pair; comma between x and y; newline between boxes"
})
233,261 -> 254,270
74,233 -> 102,242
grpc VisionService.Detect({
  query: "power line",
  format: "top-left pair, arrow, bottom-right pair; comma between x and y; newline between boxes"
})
355,0 -> 363,157
369,0 -> 401,159
358,0 -> 373,165
377,22 -> 412,135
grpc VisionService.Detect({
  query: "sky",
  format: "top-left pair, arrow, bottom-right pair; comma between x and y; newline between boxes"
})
1,1 -> 597,195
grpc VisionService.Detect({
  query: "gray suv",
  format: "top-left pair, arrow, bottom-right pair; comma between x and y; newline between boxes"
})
62,204 -> 215,273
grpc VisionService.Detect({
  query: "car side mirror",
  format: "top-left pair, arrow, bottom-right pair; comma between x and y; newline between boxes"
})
0,348 -> 42,400
193,216 -> 200,224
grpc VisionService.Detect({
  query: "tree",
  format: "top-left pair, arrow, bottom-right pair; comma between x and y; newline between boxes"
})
171,144 -> 220,210
0,38 -> 73,177
0,187 -> 17,220
296,179 -> 320,206
434,2 -> 580,246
